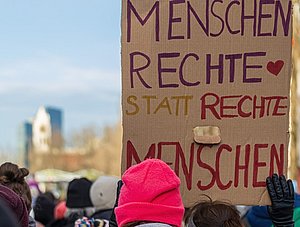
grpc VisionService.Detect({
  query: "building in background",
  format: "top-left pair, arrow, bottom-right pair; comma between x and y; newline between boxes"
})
18,105 -> 122,176
18,121 -> 33,168
32,106 -> 63,153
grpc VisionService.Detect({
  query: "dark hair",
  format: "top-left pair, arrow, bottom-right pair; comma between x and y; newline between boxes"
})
0,162 -> 32,212
185,197 -> 242,227
43,191 -> 56,203
33,194 -> 55,225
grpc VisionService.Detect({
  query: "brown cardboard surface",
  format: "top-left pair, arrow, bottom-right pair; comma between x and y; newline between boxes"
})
121,0 -> 292,206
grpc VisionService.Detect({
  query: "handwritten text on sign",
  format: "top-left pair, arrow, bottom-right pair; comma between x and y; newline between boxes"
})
121,0 -> 292,205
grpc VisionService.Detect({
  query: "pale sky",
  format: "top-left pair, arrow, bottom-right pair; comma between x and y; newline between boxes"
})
0,1 -> 121,152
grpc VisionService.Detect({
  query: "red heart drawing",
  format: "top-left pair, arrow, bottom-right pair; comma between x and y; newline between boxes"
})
267,60 -> 284,76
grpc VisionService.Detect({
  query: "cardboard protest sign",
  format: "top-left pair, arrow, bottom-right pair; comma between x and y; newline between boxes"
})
121,0 -> 292,206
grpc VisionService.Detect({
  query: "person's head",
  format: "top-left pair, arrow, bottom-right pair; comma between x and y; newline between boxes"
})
65,177 -> 94,218
43,191 -> 56,203
66,177 -> 93,209
0,184 -> 29,227
0,162 -> 32,212
115,159 -> 184,227
90,175 -> 119,211
33,194 -> 55,226
185,198 -> 242,227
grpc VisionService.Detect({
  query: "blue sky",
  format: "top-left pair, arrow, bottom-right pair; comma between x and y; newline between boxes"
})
0,1 -> 121,152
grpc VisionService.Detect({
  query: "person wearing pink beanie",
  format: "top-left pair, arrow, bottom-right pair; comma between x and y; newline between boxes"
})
115,159 -> 185,227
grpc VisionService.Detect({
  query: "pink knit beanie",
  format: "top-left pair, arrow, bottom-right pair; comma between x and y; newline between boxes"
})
115,159 -> 184,227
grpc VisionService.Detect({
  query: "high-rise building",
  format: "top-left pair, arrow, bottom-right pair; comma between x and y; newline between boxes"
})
32,106 -> 63,153
18,121 -> 33,168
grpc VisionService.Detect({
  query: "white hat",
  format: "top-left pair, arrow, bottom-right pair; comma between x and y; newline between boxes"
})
90,176 -> 119,210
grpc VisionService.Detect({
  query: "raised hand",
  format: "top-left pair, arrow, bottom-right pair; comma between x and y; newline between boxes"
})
266,174 -> 294,227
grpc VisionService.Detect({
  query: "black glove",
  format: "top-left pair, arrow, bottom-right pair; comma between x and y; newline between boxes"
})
109,180 -> 123,227
266,174 -> 294,227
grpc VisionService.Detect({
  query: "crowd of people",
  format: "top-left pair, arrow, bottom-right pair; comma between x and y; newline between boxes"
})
0,159 -> 297,227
